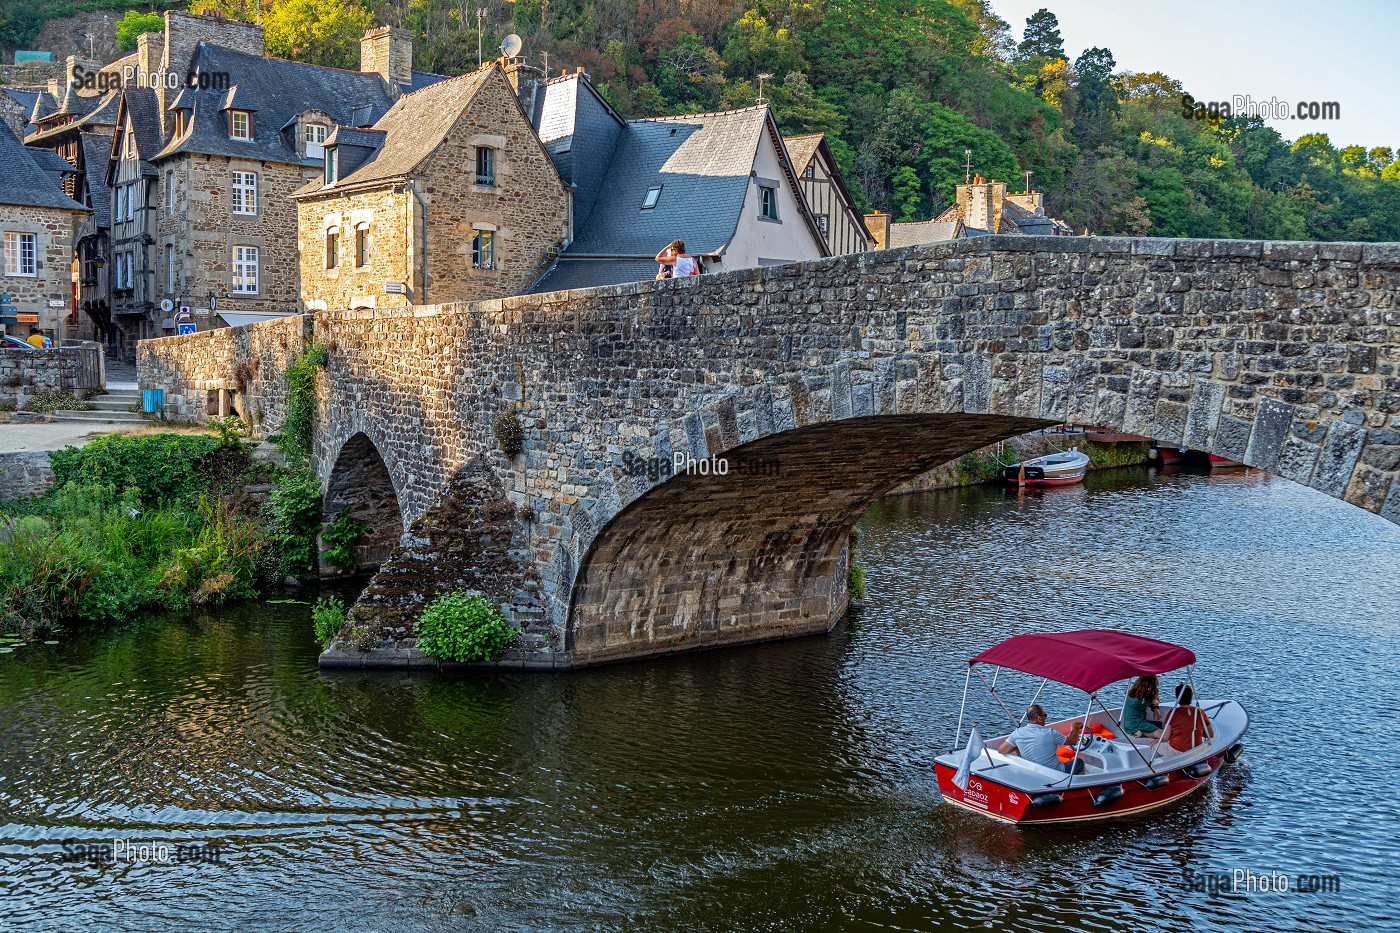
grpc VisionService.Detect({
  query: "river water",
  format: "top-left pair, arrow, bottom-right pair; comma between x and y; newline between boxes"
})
0,466 -> 1395,932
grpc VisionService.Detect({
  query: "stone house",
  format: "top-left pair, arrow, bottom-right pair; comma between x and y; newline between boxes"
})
292,63 -> 570,311
783,133 -> 873,255
0,119 -> 88,342
527,73 -> 828,292
99,12 -> 441,353
13,55 -> 126,346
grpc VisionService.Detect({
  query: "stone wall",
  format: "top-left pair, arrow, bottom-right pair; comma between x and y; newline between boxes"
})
139,235 -> 1400,668
0,452 -> 56,501
296,185 -> 413,312
0,203 -> 84,339
137,313 -> 305,427
0,346 -> 103,405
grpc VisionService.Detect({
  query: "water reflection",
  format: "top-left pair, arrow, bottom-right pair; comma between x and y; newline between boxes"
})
0,468 -> 1395,931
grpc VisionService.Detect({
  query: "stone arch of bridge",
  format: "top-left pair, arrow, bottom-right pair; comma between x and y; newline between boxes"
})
557,354 -> 1393,665
321,430 -> 406,575
562,411 -> 1050,664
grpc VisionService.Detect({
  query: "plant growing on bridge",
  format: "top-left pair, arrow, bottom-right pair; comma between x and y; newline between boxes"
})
277,341 -> 328,463
312,596 -> 347,648
320,508 -> 366,572
493,407 -> 525,459
415,592 -> 516,663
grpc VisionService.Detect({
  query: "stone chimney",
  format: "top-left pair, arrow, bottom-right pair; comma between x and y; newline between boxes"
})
136,32 -> 165,86
959,175 -> 1005,233
161,10 -> 264,81
361,26 -> 413,88
864,211 -> 891,250
1006,188 -> 1044,214
62,54 -> 102,94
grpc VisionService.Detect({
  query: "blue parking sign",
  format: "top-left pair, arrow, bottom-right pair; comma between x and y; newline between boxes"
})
177,322 -> 197,336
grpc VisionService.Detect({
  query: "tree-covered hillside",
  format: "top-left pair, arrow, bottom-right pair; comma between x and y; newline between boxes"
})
12,0 -> 1399,239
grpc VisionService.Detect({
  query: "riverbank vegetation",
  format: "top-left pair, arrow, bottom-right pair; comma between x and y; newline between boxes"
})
0,427 -> 331,636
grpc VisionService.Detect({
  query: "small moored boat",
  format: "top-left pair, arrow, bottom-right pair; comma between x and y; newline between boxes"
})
999,447 -> 1090,486
934,630 -> 1248,824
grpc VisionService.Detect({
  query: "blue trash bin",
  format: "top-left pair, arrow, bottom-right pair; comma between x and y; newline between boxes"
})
142,388 -> 164,414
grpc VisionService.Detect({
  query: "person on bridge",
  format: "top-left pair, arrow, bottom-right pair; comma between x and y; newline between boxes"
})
997,704 -> 1085,774
655,240 -> 701,279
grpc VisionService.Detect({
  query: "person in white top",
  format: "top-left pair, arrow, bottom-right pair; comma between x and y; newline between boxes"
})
655,239 -> 701,278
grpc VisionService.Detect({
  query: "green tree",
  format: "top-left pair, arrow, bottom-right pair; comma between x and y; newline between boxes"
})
264,0 -> 374,71
1017,8 -> 1064,64
891,165 -> 923,220
115,11 -> 165,53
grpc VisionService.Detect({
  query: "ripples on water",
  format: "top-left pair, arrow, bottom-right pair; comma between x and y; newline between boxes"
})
0,468 -> 1395,932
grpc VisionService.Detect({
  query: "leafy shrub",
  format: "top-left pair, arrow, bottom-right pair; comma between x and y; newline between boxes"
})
263,465 -> 322,579
493,408 -> 525,459
49,433 -> 220,507
415,592 -> 516,663
320,508 -> 366,571
207,415 -> 248,448
311,596 -> 346,648
21,391 -> 94,413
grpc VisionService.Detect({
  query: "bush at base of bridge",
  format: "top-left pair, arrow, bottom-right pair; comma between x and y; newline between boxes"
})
415,592 -> 516,663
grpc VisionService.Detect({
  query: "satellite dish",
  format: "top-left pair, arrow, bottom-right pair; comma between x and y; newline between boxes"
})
500,34 -> 523,58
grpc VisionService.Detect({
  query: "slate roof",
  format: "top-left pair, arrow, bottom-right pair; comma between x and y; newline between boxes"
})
3,87 -> 43,132
564,106 -> 771,257
0,118 -> 87,211
155,45 -> 412,165
533,73 -> 625,231
528,258 -> 659,294
888,219 -> 963,248
23,90 -> 121,144
81,132 -> 113,229
324,67 -> 495,190
120,87 -> 165,177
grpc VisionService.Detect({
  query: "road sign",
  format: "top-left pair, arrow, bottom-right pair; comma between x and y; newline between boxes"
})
160,298 -> 174,313
176,305 -> 192,320
384,281 -> 405,294
177,322 -> 197,336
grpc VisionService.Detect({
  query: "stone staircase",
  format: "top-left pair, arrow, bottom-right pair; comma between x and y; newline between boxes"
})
50,388 -> 150,424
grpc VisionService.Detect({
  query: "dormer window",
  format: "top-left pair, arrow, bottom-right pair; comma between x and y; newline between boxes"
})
228,110 -> 251,140
475,146 -> 496,186
641,185 -> 662,209
174,110 -> 189,137
304,123 -> 328,160
324,147 -> 337,184
122,129 -> 135,159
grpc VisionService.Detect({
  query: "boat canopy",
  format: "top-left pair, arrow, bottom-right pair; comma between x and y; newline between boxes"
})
969,630 -> 1197,693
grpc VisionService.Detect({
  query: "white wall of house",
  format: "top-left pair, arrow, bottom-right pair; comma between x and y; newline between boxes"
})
713,134 -> 825,274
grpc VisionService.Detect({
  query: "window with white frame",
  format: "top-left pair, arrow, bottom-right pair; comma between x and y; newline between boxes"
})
472,229 -> 495,270
123,129 -> 135,159
165,244 -> 175,292
166,171 -> 175,215
3,232 -> 37,276
231,171 -> 257,215
231,245 -> 259,293
304,123 -> 328,159
229,110 -> 251,140
130,184 -> 139,220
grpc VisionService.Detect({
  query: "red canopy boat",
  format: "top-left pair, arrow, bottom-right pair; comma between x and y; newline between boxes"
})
933,629 -> 1248,824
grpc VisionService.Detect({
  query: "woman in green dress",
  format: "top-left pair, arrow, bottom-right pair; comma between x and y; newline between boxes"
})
1122,675 -> 1164,738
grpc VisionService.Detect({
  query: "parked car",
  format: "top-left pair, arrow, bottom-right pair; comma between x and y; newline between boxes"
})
1,335 -> 39,351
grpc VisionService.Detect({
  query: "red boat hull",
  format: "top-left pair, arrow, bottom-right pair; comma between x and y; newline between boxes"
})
1019,473 -> 1085,487
934,751 -> 1226,824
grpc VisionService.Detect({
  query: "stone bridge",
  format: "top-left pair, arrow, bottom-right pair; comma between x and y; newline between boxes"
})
138,235 -> 1400,668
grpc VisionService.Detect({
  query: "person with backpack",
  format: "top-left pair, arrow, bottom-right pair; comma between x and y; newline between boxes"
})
655,240 -> 703,279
